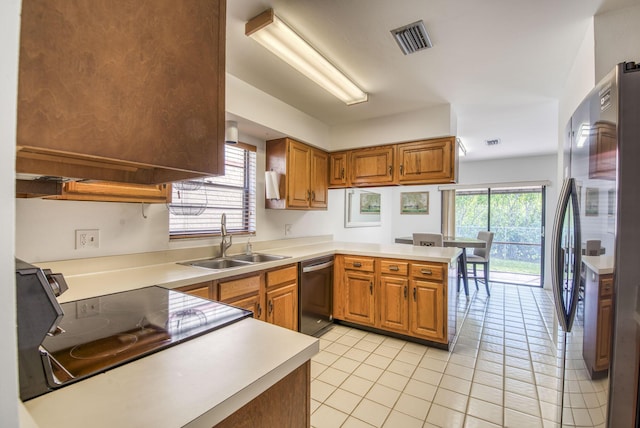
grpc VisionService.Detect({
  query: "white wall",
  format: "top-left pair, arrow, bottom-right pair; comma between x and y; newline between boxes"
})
2,0 -> 20,426
595,4 -> 640,82
329,104 -> 455,151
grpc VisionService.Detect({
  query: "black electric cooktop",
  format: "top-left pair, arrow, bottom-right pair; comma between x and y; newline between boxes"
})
41,286 -> 252,385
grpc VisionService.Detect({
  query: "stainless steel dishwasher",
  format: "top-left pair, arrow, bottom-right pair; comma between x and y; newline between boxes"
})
299,256 -> 334,336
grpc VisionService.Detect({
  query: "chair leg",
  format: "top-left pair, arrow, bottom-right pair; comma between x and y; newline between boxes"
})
473,264 -> 479,289
483,262 -> 490,296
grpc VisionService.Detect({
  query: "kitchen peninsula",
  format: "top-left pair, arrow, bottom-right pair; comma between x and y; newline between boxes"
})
22,237 -> 461,427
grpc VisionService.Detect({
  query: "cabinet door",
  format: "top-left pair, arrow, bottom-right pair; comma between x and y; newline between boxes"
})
310,148 -> 328,209
350,146 -> 395,186
229,294 -> 264,321
329,151 -> 349,188
596,298 -> 613,370
344,271 -> 376,326
410,280 -> 445,342
267,283 -> 298,331
397,138 -> 455,184
17,0 -> 225,184
287,141 -> 312,208
379,275 -> 409,333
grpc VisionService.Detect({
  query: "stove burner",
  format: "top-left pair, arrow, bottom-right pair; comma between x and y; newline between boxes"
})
70,333 -> 138,359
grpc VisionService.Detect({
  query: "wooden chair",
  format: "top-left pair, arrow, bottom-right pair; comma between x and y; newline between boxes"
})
412,233 -> 444,247
466,231 -> 494,295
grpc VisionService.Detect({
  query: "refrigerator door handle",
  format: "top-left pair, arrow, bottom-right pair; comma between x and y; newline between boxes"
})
551,178 -> 582,332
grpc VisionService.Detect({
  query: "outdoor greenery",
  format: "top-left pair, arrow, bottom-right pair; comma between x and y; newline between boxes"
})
456,190 -> 542,276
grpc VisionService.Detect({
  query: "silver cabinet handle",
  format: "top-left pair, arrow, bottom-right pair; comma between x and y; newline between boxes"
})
353,262 -> 362,267
420,269 -> 432,275
389,265 -> 399,272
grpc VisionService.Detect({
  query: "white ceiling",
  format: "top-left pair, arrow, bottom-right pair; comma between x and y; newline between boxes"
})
226,0 -> 629,161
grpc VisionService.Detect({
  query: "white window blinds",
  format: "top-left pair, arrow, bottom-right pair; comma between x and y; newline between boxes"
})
169,143 -> 256,238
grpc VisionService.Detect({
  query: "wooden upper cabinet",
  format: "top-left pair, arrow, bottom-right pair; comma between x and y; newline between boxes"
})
350,145 -> 395,186
16,0 -> 226,185
310,148 -> 328,209
266,138 -> 329,210
396,137 -> 457,184
329,151 -> 349,188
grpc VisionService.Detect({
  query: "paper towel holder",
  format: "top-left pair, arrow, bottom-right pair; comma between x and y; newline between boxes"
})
265,170 -> 280,200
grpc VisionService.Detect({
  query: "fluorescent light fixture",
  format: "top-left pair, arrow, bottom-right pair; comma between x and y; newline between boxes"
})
457,138 -> 466,156
246,9 -> 368,106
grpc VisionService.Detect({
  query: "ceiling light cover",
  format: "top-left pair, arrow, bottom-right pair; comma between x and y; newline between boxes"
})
246,9 -> 368,105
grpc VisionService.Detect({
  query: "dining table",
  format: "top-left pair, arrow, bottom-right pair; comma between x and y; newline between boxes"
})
394,236 -> 487,296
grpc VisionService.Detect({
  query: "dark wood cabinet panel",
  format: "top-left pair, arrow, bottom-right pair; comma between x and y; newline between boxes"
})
17,0 -> 226,184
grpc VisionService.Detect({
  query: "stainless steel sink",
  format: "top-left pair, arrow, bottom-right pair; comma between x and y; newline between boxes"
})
229,253 -> 290,263
182,258 -> 253,270
179,253 -> 290,270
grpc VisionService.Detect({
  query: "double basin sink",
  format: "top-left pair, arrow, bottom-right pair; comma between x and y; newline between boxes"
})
180,253 -> 290,271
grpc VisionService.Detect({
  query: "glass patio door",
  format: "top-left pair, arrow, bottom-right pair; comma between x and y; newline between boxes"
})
455,185 -> 545,287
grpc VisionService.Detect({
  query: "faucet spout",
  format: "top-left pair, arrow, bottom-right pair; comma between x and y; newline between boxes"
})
220,213 -> 232,257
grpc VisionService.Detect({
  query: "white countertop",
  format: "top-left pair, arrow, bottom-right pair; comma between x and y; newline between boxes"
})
39,239 -> 461,303
23,318 -> 318,428
582,255 -> 614,275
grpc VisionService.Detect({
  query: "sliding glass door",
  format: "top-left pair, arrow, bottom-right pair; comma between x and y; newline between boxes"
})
455,185 -> 545,287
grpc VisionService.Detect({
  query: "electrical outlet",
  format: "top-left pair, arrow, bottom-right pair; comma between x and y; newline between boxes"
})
76,297 -> 100,318
284,224 -> 292,236
76,229 -> 99,249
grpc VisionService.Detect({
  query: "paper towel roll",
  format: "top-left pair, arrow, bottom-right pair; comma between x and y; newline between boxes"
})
265,171 -> 280,200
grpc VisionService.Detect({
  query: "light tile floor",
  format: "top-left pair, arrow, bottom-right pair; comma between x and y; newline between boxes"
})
310,283 -> 608,428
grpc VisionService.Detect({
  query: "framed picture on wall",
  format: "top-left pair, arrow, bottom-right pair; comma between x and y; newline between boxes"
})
400,191 -> 429,215
359,191 -> 381,214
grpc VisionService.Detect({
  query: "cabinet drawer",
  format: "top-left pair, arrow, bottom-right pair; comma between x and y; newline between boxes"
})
266,265 -> 298,289
219,275 -> 260,301
600,276 -> 613,298
410,263 -> 444,281
343,256 -> 375,272
176,281 -> 212,299
380,260 -> 408,276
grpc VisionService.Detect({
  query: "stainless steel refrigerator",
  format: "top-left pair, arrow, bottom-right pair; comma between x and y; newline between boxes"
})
552,61 -> 640,427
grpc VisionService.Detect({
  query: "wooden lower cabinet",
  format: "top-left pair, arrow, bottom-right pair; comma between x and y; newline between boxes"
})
583,269 -> 614,378
215,361 -> 310,428
266,264 -> 299,331
176,264 -> 299,330
176,281 -> 213,299
410,280 -> 445,342
266,283 -> 297,330
334,255 -> 449,345
379,275 -> 409,333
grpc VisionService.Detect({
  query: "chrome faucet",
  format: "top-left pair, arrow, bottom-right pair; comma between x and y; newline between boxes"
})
220,213 -> 232,258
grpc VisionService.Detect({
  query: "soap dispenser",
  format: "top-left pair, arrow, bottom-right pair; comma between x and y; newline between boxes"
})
245,237 -> 253,255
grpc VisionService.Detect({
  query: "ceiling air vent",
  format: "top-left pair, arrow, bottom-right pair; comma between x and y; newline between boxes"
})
485,138 -> 501,146
391,20 -> 432,55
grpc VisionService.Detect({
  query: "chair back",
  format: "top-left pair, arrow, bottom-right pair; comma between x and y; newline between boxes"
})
473,231 -> 494,259
412,233 -> 444,247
